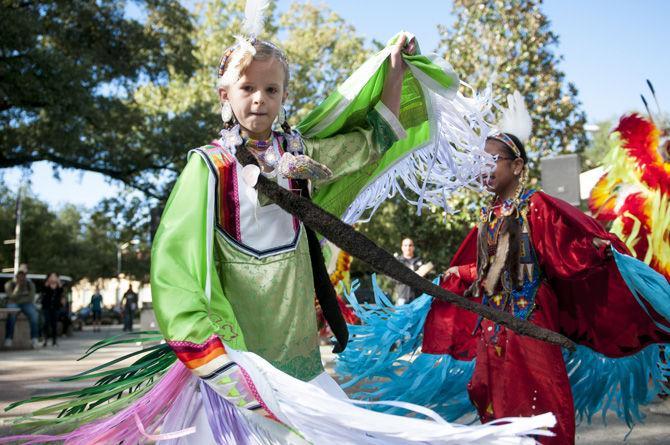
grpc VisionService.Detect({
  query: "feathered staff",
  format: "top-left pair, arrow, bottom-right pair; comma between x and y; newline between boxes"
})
234,145 -> 575,350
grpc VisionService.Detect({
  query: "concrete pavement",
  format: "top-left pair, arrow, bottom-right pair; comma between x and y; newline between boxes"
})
1,325 -> 144,422
1,326 -> 669,443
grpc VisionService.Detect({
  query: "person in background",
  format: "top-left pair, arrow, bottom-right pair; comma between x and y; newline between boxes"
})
121,285 -> 137,332
90,287 -> 103,332
393,238 -> 433,305
41,272 -> 63,347
4,270 -> 39,348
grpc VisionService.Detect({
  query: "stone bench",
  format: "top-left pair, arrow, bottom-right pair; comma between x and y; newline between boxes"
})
0,308 -> 32,350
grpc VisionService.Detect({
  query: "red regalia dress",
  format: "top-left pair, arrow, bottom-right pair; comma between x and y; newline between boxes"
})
423,189 -> 670,444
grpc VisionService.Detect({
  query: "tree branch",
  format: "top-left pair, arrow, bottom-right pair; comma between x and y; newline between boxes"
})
0,156 -> 34,168
0,152 -> 162,200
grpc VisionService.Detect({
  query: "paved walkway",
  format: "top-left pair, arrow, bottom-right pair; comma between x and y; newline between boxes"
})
1,326 -> 669,443
1,325 -> 144,422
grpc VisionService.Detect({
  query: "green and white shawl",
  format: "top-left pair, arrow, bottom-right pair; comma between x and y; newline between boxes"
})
298,31 -> 495,223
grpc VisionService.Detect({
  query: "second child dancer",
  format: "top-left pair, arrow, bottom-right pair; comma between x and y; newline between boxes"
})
339,92 -> 670,445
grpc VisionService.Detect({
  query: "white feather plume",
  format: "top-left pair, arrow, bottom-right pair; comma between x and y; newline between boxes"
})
219,35 -> 257,87
498,90 -> 532,142
243,0 -> 270,38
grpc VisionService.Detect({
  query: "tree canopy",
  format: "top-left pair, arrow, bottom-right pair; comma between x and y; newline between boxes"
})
438,0 -> 589,169
0,182 -> 151,281
0,0 -> 197,199
1,0 -> 592,284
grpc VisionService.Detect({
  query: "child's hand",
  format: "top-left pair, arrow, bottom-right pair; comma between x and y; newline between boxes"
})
592,237 -> 612,258
381,32 -> 416,119
443,266 -> 460,278
278,152 -> 333,180
388,33 -> 416,80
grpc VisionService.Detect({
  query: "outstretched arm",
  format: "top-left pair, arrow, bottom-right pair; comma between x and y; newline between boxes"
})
380,32 -> 416,118
527,191 -> 670,356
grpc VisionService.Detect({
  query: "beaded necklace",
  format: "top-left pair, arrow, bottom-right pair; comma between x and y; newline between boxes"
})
242,134 -> 284,180
481,181 -> 525,254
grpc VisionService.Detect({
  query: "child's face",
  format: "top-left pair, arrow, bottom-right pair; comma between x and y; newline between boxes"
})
483,139 -> 523,194
220,57 -> 288,140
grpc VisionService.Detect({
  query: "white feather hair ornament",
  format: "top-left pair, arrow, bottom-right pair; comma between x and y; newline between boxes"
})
219,35 -> 257,87
498,90 -> 533,142
218,1 -> 270,87
242,0 -> 270,38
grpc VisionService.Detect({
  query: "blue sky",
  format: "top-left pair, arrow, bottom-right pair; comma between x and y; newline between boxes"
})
4,0 -> 669,208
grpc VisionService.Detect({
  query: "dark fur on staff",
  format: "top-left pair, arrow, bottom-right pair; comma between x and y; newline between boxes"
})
298,180 -> 349,353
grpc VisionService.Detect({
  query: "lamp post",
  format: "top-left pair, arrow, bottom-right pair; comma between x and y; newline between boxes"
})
3,182 -> 25,274
13,185 -> 23,274
115,239 -> 139,305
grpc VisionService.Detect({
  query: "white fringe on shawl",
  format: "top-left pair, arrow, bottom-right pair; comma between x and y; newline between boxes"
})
337,57 -> 496,224
227,346 -> 556,444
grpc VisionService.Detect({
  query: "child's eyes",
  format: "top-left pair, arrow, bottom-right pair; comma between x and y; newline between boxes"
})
240,85 -> 278,94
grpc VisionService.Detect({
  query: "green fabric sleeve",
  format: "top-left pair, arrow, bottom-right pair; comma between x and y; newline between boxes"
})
150,155 -> 246,350
303,105 -> 400,215
294,32 -> 460,219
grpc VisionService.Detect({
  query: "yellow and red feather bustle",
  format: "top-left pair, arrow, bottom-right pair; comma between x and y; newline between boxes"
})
589,113 -> 670,280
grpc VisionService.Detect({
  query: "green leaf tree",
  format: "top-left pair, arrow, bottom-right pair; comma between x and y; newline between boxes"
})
0,183 -> 150,283
0,0 -> 197,199
437,0 -> 589,168
581,119 -> 615,171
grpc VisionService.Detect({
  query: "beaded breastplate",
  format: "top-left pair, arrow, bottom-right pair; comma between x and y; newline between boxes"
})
188,130 -> 303,259
480,189 -> 541,320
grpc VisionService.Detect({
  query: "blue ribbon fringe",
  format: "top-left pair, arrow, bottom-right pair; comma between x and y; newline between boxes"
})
337,272 -> 670,428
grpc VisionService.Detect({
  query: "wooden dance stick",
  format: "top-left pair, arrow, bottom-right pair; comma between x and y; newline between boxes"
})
235,147 -> 576,351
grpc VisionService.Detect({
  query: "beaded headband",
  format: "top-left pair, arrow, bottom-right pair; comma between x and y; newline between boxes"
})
217,39 -> 288,80
216,1 -> 291,85
488,132 -> 522,158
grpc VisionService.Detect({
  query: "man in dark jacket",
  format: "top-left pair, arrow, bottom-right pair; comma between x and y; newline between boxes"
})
121,285 -> 138,332
392,238 -> 433,304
